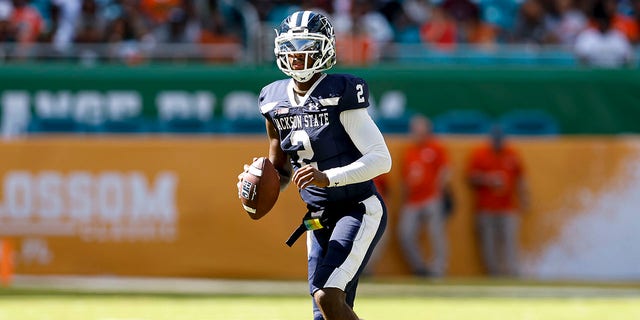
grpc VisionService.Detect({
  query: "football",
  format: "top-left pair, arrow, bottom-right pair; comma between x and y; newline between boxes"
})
240,157 -> 280,220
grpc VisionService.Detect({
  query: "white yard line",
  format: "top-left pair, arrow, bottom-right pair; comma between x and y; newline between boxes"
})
7,275 -> 640,298
11,275 -> 308,295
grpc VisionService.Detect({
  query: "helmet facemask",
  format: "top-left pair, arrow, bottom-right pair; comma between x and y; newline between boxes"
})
274,12 -> 336,83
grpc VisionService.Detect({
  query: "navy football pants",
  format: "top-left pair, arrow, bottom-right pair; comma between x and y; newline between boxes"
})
307,194 -> 387,320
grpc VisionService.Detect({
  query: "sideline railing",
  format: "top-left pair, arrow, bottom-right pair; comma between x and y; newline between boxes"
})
0,41 -> 637,67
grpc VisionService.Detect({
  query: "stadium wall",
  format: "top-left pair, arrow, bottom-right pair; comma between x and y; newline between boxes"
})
0,136 -> 638,280
1,65 -> 639,135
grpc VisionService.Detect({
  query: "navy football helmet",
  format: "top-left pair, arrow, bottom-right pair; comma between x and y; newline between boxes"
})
274,11 -> 336,82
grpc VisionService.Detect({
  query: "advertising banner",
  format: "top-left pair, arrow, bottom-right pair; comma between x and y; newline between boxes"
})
0,137 -> 308,278
0,65 -> 639,134
0,136 -> 638,280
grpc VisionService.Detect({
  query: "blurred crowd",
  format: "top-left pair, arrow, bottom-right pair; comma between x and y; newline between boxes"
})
274,0 -> 639,66
0,0 -> 246,62
0,0 -> 637,65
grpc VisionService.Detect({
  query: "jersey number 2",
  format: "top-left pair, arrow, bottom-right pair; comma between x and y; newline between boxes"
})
356,84 -> 365,103
291,130 -> 317,168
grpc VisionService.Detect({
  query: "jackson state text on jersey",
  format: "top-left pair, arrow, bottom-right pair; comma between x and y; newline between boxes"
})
259,73 -> 376,209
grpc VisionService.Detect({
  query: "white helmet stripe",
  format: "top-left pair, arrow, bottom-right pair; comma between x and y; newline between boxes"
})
289,11 -> 300,28
301,11 -> 312,27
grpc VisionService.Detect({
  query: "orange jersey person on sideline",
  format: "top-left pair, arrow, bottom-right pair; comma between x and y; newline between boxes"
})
398,115 -> 450,277
466,125 -> 529,277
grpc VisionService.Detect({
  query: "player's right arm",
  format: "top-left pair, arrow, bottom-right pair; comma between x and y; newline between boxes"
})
236,120 -> 291,199
267,119 -> 292,191
466,149 -> 489,187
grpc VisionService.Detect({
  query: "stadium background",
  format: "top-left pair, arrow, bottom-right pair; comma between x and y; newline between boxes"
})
0,0 -> 639,287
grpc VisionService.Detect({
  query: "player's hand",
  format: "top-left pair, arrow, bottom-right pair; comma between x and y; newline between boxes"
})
237,158 -> 258,198
292,165 -> 329,189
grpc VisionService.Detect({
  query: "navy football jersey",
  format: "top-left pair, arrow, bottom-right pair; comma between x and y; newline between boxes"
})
259,73 -> 376,210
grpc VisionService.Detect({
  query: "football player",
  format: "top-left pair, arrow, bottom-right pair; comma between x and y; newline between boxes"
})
237,10 -> 391,320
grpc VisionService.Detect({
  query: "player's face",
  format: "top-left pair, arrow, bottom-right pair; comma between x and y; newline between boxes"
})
288,53 -> 315,71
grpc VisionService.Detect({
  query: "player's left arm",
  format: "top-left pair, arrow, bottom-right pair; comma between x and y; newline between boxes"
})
323,108 -> 392,187
292,77 -> 391,189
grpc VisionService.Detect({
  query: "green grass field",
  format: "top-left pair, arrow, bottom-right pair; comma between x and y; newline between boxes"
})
1,294 -> 639,320
1,278 -> 639,320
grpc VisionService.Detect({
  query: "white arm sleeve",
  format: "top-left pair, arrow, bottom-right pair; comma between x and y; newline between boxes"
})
323,108 -> 392,187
